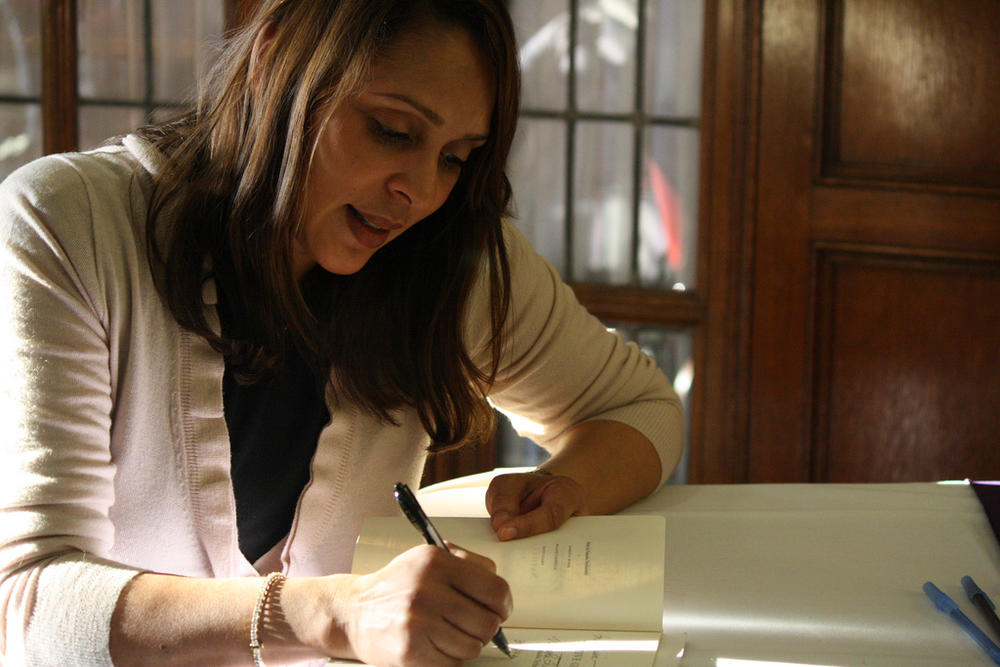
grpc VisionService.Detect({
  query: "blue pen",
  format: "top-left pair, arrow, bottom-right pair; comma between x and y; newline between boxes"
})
963,576 -> 1000,640
924,581 -> 1000,665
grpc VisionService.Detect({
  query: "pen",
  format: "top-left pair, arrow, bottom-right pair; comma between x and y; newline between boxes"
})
924,581 -> 1000,665
393,482 -> 514,659
963,576 -> 1000,640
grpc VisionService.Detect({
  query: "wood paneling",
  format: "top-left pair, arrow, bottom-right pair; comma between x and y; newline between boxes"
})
717,0 -> 1000,483
688,0 -> 760,483
811,246 -> 1000,481
745,0 -> 819,482
820,0 -> 1000,189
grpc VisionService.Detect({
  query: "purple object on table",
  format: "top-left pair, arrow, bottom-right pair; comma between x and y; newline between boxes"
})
971,481 -> 1000,549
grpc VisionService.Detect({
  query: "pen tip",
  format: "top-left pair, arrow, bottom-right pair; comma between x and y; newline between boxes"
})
493,633 -> 514,658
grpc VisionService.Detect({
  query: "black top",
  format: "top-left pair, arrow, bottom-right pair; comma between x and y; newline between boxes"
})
217,292 -> 331,563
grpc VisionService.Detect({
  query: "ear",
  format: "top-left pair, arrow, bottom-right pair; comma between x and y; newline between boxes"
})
248,22 -> 278,89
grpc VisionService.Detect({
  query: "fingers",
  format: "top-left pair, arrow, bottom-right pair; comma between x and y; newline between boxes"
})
485,472 -> 546,536
486,472 -> 587,541
409,547 -> 511,660
497,499 -> 574,541
444,541 -> 497,573
343,545 -> 511,666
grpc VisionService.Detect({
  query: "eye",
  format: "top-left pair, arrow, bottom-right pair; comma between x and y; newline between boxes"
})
441,152 -> 467,172
369,118 -> 411,146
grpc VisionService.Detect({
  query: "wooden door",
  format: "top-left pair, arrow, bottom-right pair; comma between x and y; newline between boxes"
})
739,0 -> 1000,482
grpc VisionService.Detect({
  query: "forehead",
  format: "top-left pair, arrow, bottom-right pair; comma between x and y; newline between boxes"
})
366,21 -> 495,132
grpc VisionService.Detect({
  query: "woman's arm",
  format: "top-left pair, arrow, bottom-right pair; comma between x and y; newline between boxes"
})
472,224 -> 684,539
110,545 -> 512,666
485,419 -> 668,541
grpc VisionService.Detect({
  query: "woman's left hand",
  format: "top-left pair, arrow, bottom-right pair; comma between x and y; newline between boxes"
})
484,470 -> 588,541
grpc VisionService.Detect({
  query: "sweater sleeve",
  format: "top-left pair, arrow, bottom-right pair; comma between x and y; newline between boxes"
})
0,155 -> 144,665
466,221 -> 684,486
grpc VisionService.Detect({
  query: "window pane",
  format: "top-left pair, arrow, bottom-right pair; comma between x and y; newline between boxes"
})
645,0 -> 704,117
151,0 -> 224,104
78,0 -> 145,101
512,0 -> 568,110
0,0 -> 41,96
607,323 -> 693,483
494,324 -> 693,485
79,104 -> 146,151
573,121 -> 633,284
508,117 -> 567,275
495,415 -> 549,469
150,106 -> 184,124
0,102 -> 42,182
639,125 -> 699,289
576,0 -> 637,114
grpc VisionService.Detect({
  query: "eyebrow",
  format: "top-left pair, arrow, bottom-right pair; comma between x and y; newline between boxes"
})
373,92 -> 490,142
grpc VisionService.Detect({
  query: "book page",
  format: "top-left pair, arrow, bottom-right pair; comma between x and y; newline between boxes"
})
351,515 -> 665,632
474,628 -> 664,666
417,485 -> 492,517
326,629 -> 684,666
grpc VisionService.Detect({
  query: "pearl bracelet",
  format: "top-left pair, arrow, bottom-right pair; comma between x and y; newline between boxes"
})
250,571 -> 286,667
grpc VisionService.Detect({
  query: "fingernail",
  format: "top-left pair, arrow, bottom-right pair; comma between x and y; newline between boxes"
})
499,526 -> 516,541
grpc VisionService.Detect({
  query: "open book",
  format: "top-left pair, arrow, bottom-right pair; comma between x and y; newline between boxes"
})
338,514 -> 682,666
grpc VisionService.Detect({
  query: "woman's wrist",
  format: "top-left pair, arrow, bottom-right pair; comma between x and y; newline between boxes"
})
271,573 -> 359,663
251,572 -> 286,666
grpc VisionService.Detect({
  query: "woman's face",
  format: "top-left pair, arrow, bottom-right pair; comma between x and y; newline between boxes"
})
294,21 -> 495,279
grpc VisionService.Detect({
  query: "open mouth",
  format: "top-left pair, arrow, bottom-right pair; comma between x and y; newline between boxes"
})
349,205 -> 386,232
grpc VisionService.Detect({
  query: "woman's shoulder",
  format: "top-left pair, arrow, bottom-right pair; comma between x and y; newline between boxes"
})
2,142 -> 149,209
0,141 -> 157,243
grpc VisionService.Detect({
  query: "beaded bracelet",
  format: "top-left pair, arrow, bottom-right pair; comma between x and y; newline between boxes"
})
249,571 -> 286,667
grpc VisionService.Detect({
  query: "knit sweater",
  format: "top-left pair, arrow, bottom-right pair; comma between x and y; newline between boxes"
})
0,136 -> 683,665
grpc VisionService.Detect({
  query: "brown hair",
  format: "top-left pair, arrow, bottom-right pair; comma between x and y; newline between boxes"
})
140,0 -> 520,450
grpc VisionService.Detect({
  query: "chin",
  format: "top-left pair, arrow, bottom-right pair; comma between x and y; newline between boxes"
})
318,254 -> 373,276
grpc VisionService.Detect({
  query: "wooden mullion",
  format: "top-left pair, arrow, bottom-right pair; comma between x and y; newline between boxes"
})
224,0 -> 240,30
226,0 -> 263,30
41,0 -> 78,155
571,283 -> 704,327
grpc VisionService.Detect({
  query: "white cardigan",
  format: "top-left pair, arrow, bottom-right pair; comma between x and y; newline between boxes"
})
0,136 -> 683,665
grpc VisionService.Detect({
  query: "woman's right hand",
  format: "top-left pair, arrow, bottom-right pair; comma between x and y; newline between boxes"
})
307,544 -> 513,666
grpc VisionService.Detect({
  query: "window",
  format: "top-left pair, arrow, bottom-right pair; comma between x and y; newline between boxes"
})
0,0 -> 226,183
499,0 -> 705,483
77,0 -> 225,150
0,0 -> 43,180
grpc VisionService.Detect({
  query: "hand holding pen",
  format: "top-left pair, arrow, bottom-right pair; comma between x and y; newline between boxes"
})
395,482 -> 515,658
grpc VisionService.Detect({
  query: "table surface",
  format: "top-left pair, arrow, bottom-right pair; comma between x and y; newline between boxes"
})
419,473 -> 1000,667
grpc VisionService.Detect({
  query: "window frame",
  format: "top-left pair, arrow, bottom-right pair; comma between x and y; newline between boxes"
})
514,0 -> 708,330
24,0 -> 244,157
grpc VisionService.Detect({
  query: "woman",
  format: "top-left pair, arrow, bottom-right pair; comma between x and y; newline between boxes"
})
0,0 -> 683,665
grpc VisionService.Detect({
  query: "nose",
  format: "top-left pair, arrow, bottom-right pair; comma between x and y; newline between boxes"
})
387,152 -> 443,212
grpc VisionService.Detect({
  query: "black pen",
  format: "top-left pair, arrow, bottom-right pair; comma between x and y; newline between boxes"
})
393,482 -> 514,658
963,576 -> 1000,640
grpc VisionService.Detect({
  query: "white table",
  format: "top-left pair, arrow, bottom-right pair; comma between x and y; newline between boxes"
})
419,473 -> 1000,666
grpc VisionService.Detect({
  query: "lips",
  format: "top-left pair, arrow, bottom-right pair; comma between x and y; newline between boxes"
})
347,205 -> 401,249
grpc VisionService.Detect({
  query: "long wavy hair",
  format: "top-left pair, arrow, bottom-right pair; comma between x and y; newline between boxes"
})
139,0 -> 520,451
